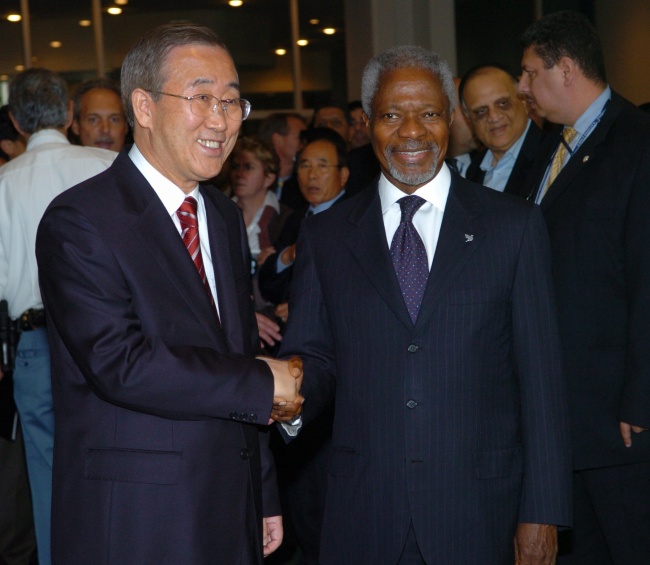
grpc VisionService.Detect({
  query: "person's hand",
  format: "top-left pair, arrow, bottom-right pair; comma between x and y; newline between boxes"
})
620,421 -> 648,447
271,396 -> 304,422
255,312 -> 282,349
275,302 -> 289,324
257,246 -> 276,266
280,243 -> 297,266
262,515 -> 283,556
514,523 -> 557,565
257,354 -> 303,404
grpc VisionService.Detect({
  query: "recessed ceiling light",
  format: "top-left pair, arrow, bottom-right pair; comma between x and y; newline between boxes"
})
323,28 -> 335,35
115,0 -> 128,4
107,7 -> 122,15
296,39 -> 308,47
309,19 -> 319,25
7,13 -> 22,22
275,48 -> 287,56
50,41 -> 62,48
79,19 -> 92,27
229,0 -> 243,6
15,64 -> 25,72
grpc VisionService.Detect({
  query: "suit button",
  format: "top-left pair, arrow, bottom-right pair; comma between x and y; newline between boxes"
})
407,344 -> 419,353
240,449 -> 250,460
229,412 -> 238,420
406,400 -> 418,409
249,414 -> 258,423
240,413 -> 248,421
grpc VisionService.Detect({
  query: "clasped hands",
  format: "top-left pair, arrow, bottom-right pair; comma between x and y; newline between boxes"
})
257,355 -> 304,423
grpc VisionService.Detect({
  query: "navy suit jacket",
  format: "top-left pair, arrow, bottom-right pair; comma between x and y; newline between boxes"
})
466,121 -> 547,199
36,150 -> 278,565
280,173 -> 572,564
523,91 -> 650,470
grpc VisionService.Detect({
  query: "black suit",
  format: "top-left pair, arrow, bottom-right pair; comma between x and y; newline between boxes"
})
280,173 -> 572,564
524,91 -> 650,564
36,149 -> 278,565
466,121 -> 547,198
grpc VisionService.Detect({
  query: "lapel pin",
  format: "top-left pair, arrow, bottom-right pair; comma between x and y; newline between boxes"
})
464,234 -> 474,243
583,155 -> 590,163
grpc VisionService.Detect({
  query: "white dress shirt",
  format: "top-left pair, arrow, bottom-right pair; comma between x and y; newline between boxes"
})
128,144 -> 220,317
0,129 -> 116,319
378,163 -> 452,269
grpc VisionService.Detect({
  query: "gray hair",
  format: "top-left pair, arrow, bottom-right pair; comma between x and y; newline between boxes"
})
120,23 -> 230,127
361,45 -> 455,118
73,78 -> 124,121
8,68 -> 69,134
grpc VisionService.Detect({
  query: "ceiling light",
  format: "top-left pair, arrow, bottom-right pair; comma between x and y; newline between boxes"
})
115,0 -> 129,4
15,64 -> 25,72
79,19 -> 92,27
7,13 -> 22,22
50,41 -> 62,48
323,28 -> 336,35
309,19 -> 319,25
107,7 -> 122,15
297,39 -> 308,47
275,48 -> 287,56
229,0 -> 243,6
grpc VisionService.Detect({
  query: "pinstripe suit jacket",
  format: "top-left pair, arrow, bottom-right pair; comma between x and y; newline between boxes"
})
280,173 -> 572,564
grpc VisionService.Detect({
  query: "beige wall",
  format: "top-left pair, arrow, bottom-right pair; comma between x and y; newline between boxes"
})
596,0 -> 650,105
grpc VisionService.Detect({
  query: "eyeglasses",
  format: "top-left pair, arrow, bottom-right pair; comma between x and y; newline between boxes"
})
297,162 -> 341,173
147,91 -> 251,121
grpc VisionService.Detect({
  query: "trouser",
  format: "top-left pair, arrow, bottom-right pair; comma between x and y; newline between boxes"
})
12,328 -> 53,565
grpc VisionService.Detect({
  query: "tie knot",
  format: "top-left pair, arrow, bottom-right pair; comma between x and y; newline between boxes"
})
179,196 -> 198,216
562,127 -> 578,144
398,195 -> 426,223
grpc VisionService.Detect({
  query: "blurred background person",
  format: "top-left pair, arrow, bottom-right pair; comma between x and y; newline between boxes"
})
445,77 -> 479,177
0,106 -> 27,165
70,78 -> 129,153
347,100 -> 371,149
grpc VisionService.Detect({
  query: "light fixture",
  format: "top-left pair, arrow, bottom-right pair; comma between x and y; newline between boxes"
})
323,28 -> 336,35
309,18 -> 319,25
0,75 -> 9,81
107,7 -> 122,15
7,13 -> 22,22
229,0 -> 243,6
79,19 -> 92,27
275,48 -> 287,56
297,39 -> 308,47
115,0 -> 129,4
15,64 -> 25,72
50,41 -> 62,48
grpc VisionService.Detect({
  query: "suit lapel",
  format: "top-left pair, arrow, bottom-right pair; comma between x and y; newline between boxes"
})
115,155 -> 226,347
343,185 -> 415,332
541,95 -> 621,211
414,176 -> 485,332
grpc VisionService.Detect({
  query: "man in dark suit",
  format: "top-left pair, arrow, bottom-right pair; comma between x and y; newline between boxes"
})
519,11 -> 650,564
36,24 -> 302,565
460,64 -> 546,198
276,45 -> 572,564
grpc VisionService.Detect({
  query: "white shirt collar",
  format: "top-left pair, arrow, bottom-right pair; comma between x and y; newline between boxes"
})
379,161 -> 451,214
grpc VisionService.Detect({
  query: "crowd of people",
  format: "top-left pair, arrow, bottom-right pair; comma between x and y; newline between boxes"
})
0,8 -> 648,565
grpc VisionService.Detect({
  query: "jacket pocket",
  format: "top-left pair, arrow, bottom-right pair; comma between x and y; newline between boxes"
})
475,445 -> 523,479
85,447 -> 182,485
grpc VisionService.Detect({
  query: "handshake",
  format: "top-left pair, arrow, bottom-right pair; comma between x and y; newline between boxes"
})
257,356 -> 304,423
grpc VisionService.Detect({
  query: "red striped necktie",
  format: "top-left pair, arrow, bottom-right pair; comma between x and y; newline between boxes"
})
177,196 -> 218,318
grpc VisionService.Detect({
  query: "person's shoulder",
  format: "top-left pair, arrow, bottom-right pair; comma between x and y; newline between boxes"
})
454,174 -> 536,217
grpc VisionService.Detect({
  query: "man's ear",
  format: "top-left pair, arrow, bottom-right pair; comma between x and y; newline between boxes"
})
339,166 -> 350,188
131,88 -> 154,129
558,56 -> 577,86
8,112 -> 28,138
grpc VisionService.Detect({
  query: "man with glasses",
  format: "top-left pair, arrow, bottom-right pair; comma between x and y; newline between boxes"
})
36,24 -> 303,565
460,64 -> 547,198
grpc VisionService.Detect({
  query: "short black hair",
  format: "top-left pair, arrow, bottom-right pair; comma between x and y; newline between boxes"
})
458,63 -> 519,110
257,112 -> 306,145
73,78 -> 123,121
521,10 -> 606,84
298,127 -> 348,168
310,101 -> 351,128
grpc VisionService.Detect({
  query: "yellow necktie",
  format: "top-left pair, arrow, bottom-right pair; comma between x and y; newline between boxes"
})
541,127 -> 577,198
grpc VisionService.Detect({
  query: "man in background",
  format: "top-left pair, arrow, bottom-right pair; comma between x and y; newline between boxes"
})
519,11 -> 650,564
460,64 -> 546,197
71,78 -> 129,153
445,77 -> 478,177
0,67 -> 117,565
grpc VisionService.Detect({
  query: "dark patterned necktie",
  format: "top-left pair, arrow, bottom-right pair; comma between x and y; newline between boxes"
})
390,195 -> 429,324
177,196 -> 218,316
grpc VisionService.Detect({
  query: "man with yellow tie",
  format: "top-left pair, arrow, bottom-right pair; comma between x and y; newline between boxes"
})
519,10 -> 650,565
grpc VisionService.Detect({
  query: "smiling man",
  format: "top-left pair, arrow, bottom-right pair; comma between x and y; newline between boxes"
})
35,24 -> 303,565
459,64 -> 546,197
278,45 -> 572,564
